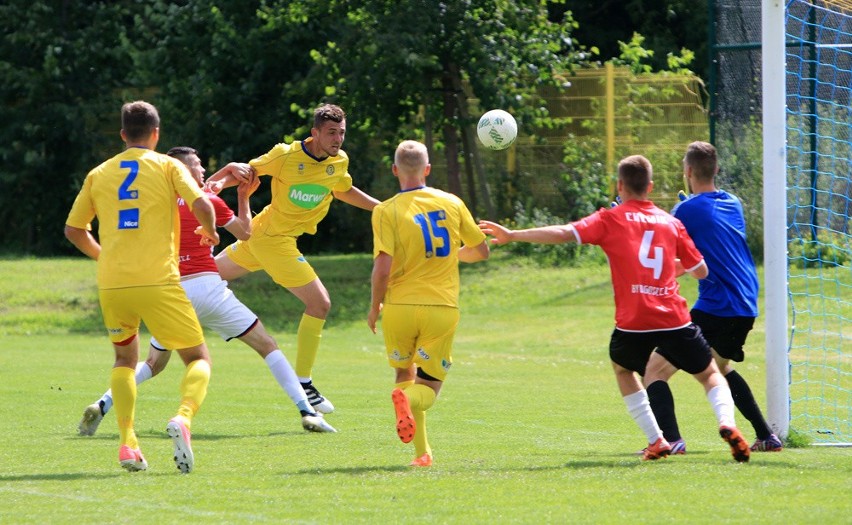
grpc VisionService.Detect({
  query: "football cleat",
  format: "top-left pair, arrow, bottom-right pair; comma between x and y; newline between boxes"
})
119,445 -> 148,472
166,417 -> 194,474
642,437 -> 672,461
391,388 -> 415,444
750,433 -> 783,452
301,413 -> 337,433
410,453 -> 432,467
301,381 -> 335,414
669,438 -> 687,455
78,403 -> 104,436
719,425 -> 750,463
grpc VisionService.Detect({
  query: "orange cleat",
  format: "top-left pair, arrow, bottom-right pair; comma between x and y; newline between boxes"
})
391,388 -> 415,444
719,425 -> 750,463
410,453 -> 432,467
642,437 -> 672,461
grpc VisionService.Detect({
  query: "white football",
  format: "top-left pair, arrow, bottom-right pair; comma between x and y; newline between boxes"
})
477,109 -> 518,150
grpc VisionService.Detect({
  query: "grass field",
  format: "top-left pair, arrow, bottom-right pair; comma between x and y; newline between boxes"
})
0,254 -> 850,523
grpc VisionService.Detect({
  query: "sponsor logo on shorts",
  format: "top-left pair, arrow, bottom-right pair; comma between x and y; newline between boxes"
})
442,359 -> 451,371
107,328 -> 124,335
417,348 -> 430,360
289,183 -> 330,209
389,349 -> 409,362
297,256 -> 307,263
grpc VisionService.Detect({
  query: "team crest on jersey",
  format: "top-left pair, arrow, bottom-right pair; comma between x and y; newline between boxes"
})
298,163 -> 305,173
326,166 -> 335,176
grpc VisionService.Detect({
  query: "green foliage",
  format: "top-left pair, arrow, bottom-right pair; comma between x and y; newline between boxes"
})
788,230 -> 851,268
784,427 -> 814,448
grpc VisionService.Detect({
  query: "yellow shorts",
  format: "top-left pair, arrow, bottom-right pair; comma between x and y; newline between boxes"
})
381,304 -> 460,381
99,284 -> 204,349
224,234 -> 317,288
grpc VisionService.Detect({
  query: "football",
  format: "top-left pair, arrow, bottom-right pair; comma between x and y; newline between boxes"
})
477,109 -> 518,150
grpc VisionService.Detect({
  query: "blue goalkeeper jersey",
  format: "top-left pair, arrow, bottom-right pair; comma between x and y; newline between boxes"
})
672,190 -> 759,317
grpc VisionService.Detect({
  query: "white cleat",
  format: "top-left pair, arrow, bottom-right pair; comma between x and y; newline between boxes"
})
301,382 -> 335,414
301,413 -> 338,433
166,417 -> 194,474
78,403 -> 104,436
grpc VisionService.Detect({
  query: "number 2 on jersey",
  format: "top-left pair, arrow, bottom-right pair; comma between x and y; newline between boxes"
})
638,230 -> 663,279
414,210 -> 450,258
117,160 -> 140,230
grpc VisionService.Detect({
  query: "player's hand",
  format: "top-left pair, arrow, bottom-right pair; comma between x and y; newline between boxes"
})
237,171 -> 261,198
194,226 -> 220,247
367,304 -> 382,334
204,179 -> 225,194
478,220 -> 513,245
610,196 -> 622,208
226,162 -> 254,183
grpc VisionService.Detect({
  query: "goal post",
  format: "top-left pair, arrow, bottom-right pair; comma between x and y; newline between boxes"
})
761,0 -> 790,440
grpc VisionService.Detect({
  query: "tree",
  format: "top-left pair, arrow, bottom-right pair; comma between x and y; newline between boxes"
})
279,0 -> 585,218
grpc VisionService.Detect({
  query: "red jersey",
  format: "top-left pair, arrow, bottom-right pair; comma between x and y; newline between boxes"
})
570,200 -> 704,332
177,191 -> 235,276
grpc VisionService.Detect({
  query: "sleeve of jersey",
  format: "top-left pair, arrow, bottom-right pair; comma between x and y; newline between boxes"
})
249,143 -> 290,178
570,209 -> 605,245
457,200 -> 486,247
171,161 -> 205,205
676,220 -> 704,270
371,205 -> 394,258
65,174 -> 95,230
210,194 -> 235,227
332,170 -> 354,192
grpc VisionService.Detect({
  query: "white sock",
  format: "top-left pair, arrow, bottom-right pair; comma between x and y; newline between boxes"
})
707,384 -> 736,428
624,390 -> 663,443
265,350 -> 312,412
98,362 -> 152,415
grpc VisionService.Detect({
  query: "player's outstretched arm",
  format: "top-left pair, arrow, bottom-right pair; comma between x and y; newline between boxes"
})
224,174 -> 260,241
478,220 -> 576,246
205,163 -> 254,194
333,186 -> 381,211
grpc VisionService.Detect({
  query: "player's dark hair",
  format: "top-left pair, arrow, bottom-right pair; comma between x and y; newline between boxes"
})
684,141 -> 718,182
121,101 -> 160,142
618,155 -> 653,195
314,104 -> 346,128
167,146 -> 198,165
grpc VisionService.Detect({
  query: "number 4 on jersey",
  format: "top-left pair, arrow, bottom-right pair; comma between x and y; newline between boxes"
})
639,230 -> 663,279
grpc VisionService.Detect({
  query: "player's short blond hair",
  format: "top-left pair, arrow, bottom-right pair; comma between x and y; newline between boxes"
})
394,140 -> 429,173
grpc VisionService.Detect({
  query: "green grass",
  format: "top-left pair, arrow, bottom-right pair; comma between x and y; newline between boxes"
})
0,254 -> 850,523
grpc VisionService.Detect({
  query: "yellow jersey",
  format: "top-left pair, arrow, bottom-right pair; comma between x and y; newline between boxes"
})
66,147 -> 205,289
372,186 -> 485,307
249,138 -> 354,237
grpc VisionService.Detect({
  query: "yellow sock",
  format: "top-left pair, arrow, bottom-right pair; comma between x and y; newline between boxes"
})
295,314 -> 325,378
395,380 -> 414,390
413,409 -> 431,457
406,384 -> 436,411
110,367 -> 138,449
176,359 -> 211,428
